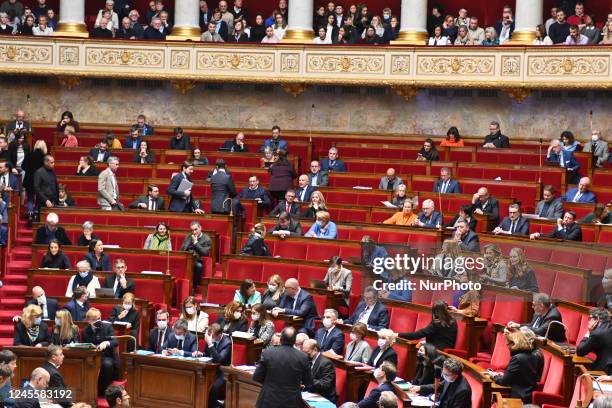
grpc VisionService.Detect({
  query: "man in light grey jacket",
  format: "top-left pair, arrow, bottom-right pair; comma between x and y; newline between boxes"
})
97,156 -> 121,210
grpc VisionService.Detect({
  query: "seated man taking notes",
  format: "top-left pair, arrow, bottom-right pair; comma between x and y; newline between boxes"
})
162,318 -> 198,357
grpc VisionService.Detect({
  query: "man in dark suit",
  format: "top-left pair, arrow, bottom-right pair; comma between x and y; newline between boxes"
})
26,286 -> 59,320
523,293 -> 567,343
494,6 -> 515,43
433,167 -> 461,194
272,278 -> 319,337
17,367 -> 50,408
577,308 -> 612,375
105,384 -> 130,408
342,287 -> 389,331
483,121 -> 510,148
168,161 -> 204,214
200,323 -> 232,408
320,147 -> 347,172
471,187 -> 499,230
271,212 -> 303,239
34,212 -> 72,245
253,327 -> 313,408
493,204 -> 530,236
237,175 -> 271,212
180,221 -> 212,294
455,219 -> 480,252
307,161 -> 329,187
147,309 -> 170,353
530,211 -> 582,242
162,318 -> 198,356
5,109 -> 32,139
269,190 -> 300,217
209,160 -> 237,214
314,308 -> 344,355
258,125 -> 289,153
124,128 -> 143,150
128,185 -> 165,211
303,339 -> 337,403
82,308 -> 119,395
220,132 -> 248,152
415,199 -> 443,228
102,259 -> 135,298
295,174 -> 316,202
563,177 -> 596,203
535,185 -> 564,219
63,286 -> 90,322
89,139 -> 112,163
0,159 -> 19,205
547,139 -> 581,184
42,345 -> 71,408
357,361 -> 397,408
199,0 -> 213,29
33,155 -> 58,211
413,358 -> 471,408
131,114 -> 154,136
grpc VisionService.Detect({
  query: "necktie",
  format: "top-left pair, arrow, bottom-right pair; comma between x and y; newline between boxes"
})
359,306 -> 369,320
149,198 -> 155,211
286,203 -> 290,213
434,39 -> 437,46
573,192 -> 582,202
292,296 -> 298,310
177,339 -> 183,350
510,221 -> 515,234
321,330 -> 328,347
115,279 -> 121,298
156,330 -> 164,353
441,181 -> 447,193
300,189 -> 305,201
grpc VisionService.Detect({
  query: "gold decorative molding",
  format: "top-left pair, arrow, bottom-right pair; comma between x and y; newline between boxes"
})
528,56 -> 609,76
306,54 -> 385,74
390,55 -> 411,74
503,88 -> 532,103
0,43 -> 52,64
392,30 -> 428,45
196,51 -> 274,71
59,46 -> 79,66
417,55 -> 495,75
86,47 -> 164,68
281,83 -> 306,97
54,22 -> 89,38
281,53 -> 300,73
57,76 -> 82,90
166,26 -> 201,42
171,79 -> 197,94
170,50 -> 190,70
501,56 -> 521,76
391,85 -> 418,101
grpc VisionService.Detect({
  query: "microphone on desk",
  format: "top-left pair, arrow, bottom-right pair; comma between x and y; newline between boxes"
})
111,335 -> 138,352
543,320 -> 570,345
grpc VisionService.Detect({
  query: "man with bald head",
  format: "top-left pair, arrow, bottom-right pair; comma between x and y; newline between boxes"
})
415,199 -> 442,228
307,161 -> 329,187
19,367 -> 50,407
296,174 -> 316,202
272,279 -> 318,337
26,286 -> 59,320
379,168 -> 403,191
302,339 -> 337,403
470,187 -> 499,230
5,108 -> 32,141
547,138 -> 581,184
563,177 -> 597,203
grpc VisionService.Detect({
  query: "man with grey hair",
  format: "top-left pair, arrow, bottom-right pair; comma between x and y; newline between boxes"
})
411,358 -> 471,406
295,332 -> 309,351
597,269 -> 612,310
321,147 -> 347,172
577,308 -> 612,375
493,203 -> 530,236
583,129 -> 610,168
483,120 -> 510,148
314,308 -> 344,355
19,367 -> 50,406
143,16 -> 165,39
180,221 -> 211,295
34,212 -> 71,245
162,318 -> 198,356
593,396 -> 612,408
273,278 -> 318,337
378,391 -> 399,408
415,199 -> 442,228
98,156 -> 121,210
341,286 -> 389,330
510,293 -> 566,342
66,260 -> 101,298
433,167 -> 461,194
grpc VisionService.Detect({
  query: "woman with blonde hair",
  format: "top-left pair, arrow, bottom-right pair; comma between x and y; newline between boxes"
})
367,328 -> 398,368
144,222 -> 172,250
262,274 -> 284,309
51,309 -> 80,346
109,292 -> 140,350
240,223 -> 271,256
216,300 -> 248,335
13,304 -> 50,346
301,190 -> 327,219
180,295 -> 208,333
429,239 -> 464,278
508,248 -> 539,292
305,211 -> 337,239
60,125 -> 78,147
480,244 -> 508,286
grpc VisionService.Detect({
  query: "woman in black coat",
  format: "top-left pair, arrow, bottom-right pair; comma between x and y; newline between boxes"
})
216,301 -> 248,335
22,139 -> 47,220
367,329 -> 398,369
412,343 -> 444,385
13,304 -> 50,347
249,14 -> 266,42
268,149 -> 295,201
40,239 -> 72,269
240,223 -> 271,256
56,111 -> 80,133
8,131 -> 30,173
399,300 -> 458,350
109,293 -> 140,351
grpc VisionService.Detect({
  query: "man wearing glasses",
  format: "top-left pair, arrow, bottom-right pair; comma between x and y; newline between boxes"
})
493,203 -> 530,236
102,259 -> 135,298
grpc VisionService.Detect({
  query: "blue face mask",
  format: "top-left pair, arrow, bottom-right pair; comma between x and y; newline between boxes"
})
34,317 -> 42,325
79,271 -> 89,278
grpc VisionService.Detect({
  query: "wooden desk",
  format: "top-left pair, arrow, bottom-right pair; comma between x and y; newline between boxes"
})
5,346 -> 101,406
322,352 -> 372,403
124,353 -> 219,408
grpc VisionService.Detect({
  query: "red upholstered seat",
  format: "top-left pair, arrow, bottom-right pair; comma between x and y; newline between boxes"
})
532,351 -> 565,406
274,242 -> 307,259
556,306 -> 583,346
262,263 -> 298,282
471,330 -> 511,371
226,259 -> 262,281
411,290 -> 433,305
533,266 -> 557,295
337,245 -> 361,260
335,365 -> 348,405
297,266 -> 327,286
577,253 -> 607,275
464,370 -> 484,408
389,307 -> 418,333
205,283 -> 236,305
306,243 -> 339,262
311,293 -> 326,316
599,229 -> 612,244
550,272 -> 585,303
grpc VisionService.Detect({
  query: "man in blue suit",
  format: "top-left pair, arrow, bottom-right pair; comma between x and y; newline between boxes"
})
167,161 -> 205,213
493,203 -> 530,236
0,159 -> 19,223
131,114 -> 154,136
563,176 -> 597,203
342,287 -> 389,331
258,125 -> 288,153
26,286 -> 59,320
162,318 -> 198,356
314,309 -> 344,355
63,286 -> 90,322
272,278 -> 319,337
415,199 -> 442,228
547,139 -> 581,184
433,167 -> 461,194
124,128 -> 143,150
200,323 -> 232,408
295,174 -> 316,203
320,147 -> 347,172
357,361 -> 397,408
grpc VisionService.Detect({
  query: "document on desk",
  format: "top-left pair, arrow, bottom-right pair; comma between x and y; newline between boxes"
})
595,381 -> 612,393
301,392 -> 328,401
135,350 -> 154,356
409,395 -> 434,407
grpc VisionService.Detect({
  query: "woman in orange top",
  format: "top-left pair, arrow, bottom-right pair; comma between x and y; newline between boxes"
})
383,201 -> 418,226
439,126 -> 464,147
60,125 -> 78,147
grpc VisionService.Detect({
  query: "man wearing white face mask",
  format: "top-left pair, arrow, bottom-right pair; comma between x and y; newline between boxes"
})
65,260 -> 101,299
314,309 -> 344,355
410,358 -> 472,408
162,319 -> 197,357
147,309 -> 170,354
26,286 -> 59,320
583,130 -> 610,168
357,361 -> 396,408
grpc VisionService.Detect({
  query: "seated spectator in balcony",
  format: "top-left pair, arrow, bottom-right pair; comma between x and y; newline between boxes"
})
531,210 -> 583,241
340,286 -> 389,330
144,222 -> 172,250
40,239 -> 71,269
144,0 -> 157,25
180,221 -> 211,293
89,141 -> 111,164
181,295 -> 208,333
577,308 -> 612,375
18,13 -> 34,35
248,14 -> 265,42
583,130 -> 609,168
66,260 -> 101,298
143,17 -> 165,40
480,244 -> 507,287
31,0 -> 47,19
454,219 -> 480,252
323,14 -> 337,43
226,18 -> 246,42
507,248 -> 539,292
13,304 -> 49,347
162,318 -> 198,356
379,168 -> 403,191
95,1 -> 119,32
580,203 -> 610,225
51,309 -> 80,346
580,15 -> 600,44
240,223 -> 271,257
533,24 -> 553,45
295,174 -> 315,203
548,9 -> 569,44
601,21 -> 612,44
307,160 -> 328,187
0,0 -> 21,26
344,322 -> 372,364
442,14 -> 458,43
56,110 -> 80,133
333,25 -> 350,44
63,285 -> 90,322
567,2 -> 586,28
544,6 -> 558,33
483,121 -> 510,148
217,0 -> 233,32
314,26 -> 331,44
494,204 -> 529,236
102,258 -> 134,298
321,147 -> 347,172
116,16 -> 136,39
565,24 -> 589,45
127,9 -> 144,38
471,187 -> 499,229
262,274 -> 284,309
454,25 -> 471,45
427,5 -> 444,36
133,140 -> 155,164
217,300 -> 248,335
220,132 -> 248,152
434,166 -> 461,194
35,212 -> 72,245
417,138 -> 439,161
33,15 -> 52,35
449,271 -> 480,317
361,25 -> 382,44
0,11 -> 14,33
535,185 -> 563,220
86,239 -> 112,271
495,5 -> 514,44
428,25 -> 449,46
383,200 -> 417,226
201,19 -> 224,42
429,239 -> 464,278
248,304 -> 275,348
92,16 -> 114,38
400,300 -> 457,350
415,199 -> 442,228
271,212 -> 303,239
466,17 -> 484,45
302,190 -> 328,219
109,292 -> 140,350
272,12 -> 286,40
129,185 -> 165,211
440,126 -> 464,147
305,210 -> 337,239
445,205 -> 476,231
159,10 -> 172,35
261,25 -> 279,43
56,183 -> 74,208
563,177 -> 596,203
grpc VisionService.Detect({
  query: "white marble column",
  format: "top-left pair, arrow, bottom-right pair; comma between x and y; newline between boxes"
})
55,0 -> 88,38
510,0 -> 544,43
394,0 -> 428,44
168,0 -> 201,40
284,0 -> 314,42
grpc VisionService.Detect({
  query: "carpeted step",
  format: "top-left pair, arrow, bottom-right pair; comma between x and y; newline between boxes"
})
1,274 -> 27,284
0,298 -> 26,307
0,324 -> 15,336
1,284 -> 27,295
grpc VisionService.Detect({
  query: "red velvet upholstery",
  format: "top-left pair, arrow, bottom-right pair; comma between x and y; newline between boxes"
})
464,371 -> 484,408
389,307 -> 418,333
471,330 -> 511,371
205,283 -> 237,305
335,365 -> 348,405
532,351 -> 565,406
231,338 -> 248,366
